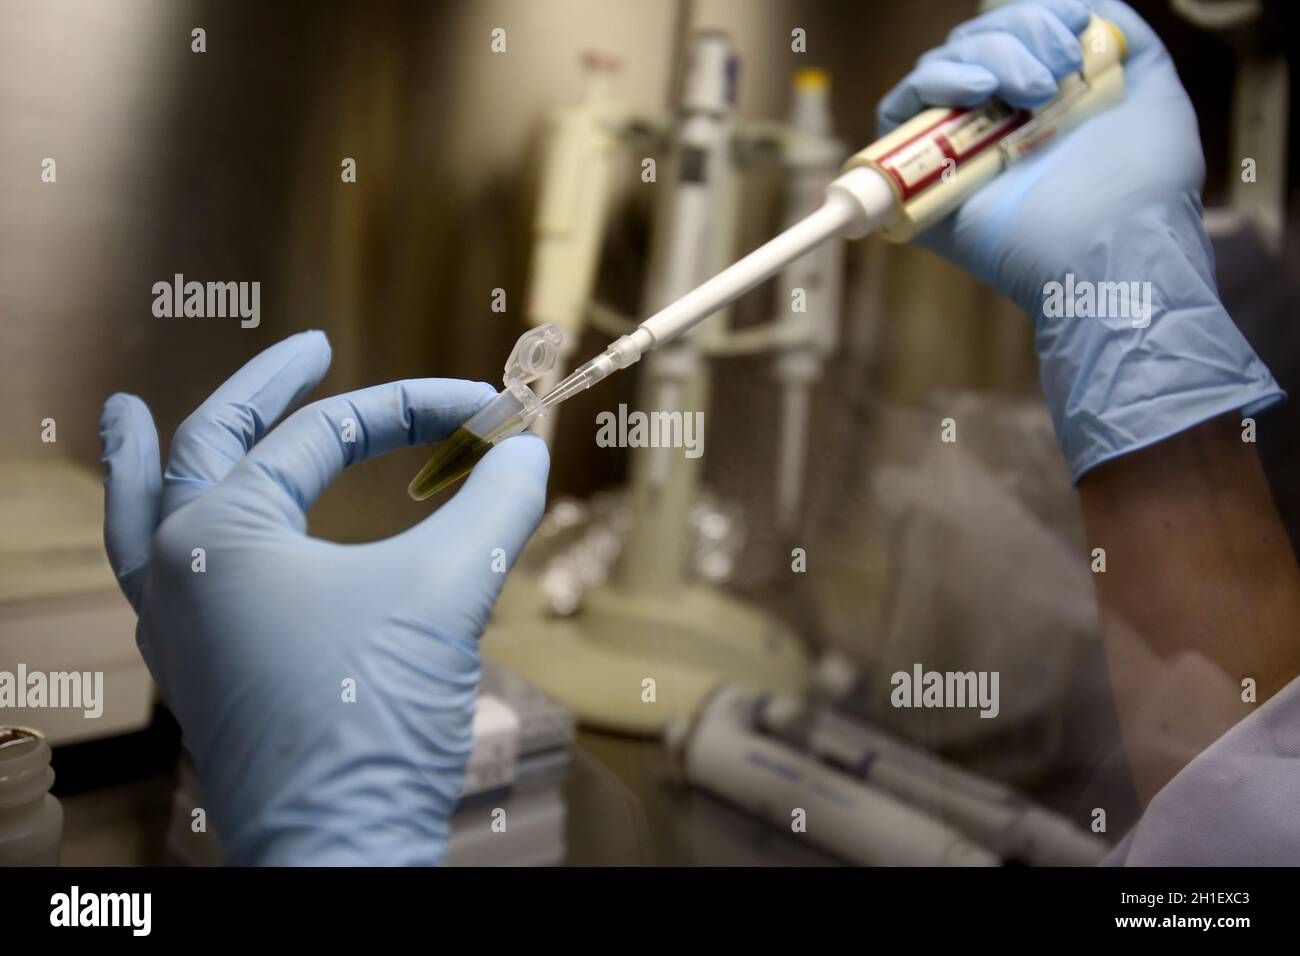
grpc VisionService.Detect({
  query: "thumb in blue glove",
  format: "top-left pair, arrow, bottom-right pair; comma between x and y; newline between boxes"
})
100,330 -> 550,865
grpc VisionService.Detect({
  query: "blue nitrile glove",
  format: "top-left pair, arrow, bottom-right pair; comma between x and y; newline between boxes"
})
98,331 -> 549,865
878,0 -> 1284,480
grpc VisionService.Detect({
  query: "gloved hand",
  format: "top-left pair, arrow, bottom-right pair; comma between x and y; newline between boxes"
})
878,0 -> 1284,480
99,330 -> 549,865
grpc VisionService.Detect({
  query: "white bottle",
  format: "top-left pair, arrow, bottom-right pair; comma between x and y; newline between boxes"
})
0,727 -> 63,866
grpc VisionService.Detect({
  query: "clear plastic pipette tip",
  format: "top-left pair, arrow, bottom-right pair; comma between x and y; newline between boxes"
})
539,334 -> 640,412
540,361 -> 603,410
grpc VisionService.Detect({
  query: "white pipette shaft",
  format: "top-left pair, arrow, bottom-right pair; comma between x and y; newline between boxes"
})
540,166 -> 896,410
639,191 -> 856,346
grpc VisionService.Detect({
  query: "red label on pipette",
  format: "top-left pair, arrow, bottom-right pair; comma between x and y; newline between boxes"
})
875,101 -> 1030,201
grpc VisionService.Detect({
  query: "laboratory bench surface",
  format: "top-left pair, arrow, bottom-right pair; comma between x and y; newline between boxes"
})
51,726 -> 844,866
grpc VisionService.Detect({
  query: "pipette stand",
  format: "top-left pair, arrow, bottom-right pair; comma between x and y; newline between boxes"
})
483,33 -> 811,733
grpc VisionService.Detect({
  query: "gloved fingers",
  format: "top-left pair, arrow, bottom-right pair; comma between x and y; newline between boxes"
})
163,330 -> 332,519
947,1 -> 1162,71
947,1 -> 1088,79
918,32 -> 1062,108
880,2 -> 1096,136
223,378 -> 497,530
100,393 -> 162,611
879,34 -> 1060,135
878,60 -> 1000,134
401,433 -> 550,632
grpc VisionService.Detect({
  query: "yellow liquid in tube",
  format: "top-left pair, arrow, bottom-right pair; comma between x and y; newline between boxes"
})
407,427 -> 495,500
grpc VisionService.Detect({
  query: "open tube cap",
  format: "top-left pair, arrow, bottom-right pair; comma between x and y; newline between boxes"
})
504,323 -> 565,420
460,323 -> 567,446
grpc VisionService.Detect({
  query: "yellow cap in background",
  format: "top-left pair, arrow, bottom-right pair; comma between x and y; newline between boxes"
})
794,67 -> 830,93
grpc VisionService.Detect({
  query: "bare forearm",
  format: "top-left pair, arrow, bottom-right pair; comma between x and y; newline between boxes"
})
1078,415 -> 1300,802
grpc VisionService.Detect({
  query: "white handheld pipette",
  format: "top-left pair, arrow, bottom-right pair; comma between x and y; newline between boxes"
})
408,16 -> 1126,500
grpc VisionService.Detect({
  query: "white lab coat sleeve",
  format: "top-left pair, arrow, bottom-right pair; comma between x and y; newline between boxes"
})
1102,672 -> 1300,866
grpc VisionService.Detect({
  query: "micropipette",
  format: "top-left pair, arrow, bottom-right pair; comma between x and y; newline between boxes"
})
408,15 -> 1126,501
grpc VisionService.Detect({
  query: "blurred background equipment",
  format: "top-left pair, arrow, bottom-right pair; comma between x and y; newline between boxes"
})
769,68 -> 846,535
523,49 -> 629,444
482,31 -> 827,733
669,685 -> 1000,866
444,665 -> 575,867
759,663 -> 1107,865
0,462 -> 153,744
